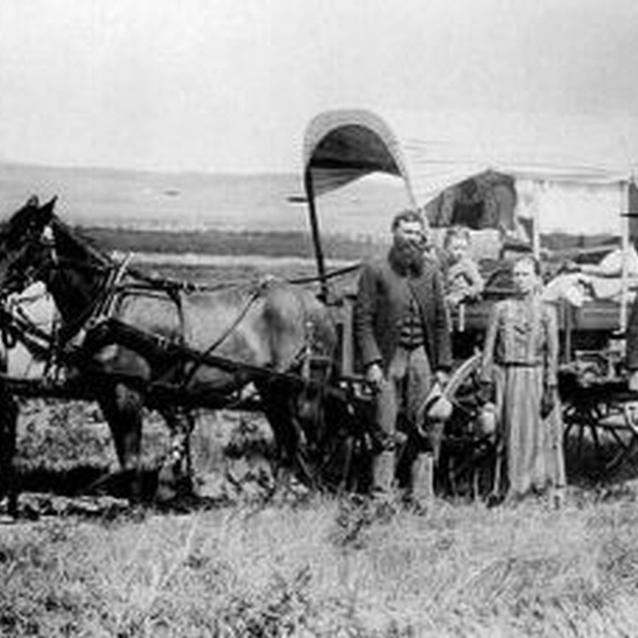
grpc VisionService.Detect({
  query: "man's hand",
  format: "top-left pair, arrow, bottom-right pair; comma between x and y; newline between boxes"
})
365,362 -> 384,390
540,384 -> 557,419
434,369 -> 450,387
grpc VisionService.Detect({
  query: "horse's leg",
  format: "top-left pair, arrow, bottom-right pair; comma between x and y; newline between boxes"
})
0,383 -> 19,518
96,382 -> 144,500
489,435 -> 504,505
156,405 -> 195,501
256,380 -> 305,489
261,398 -> 294,480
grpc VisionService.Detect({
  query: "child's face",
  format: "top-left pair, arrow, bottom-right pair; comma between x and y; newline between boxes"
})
447,237 -> 469,262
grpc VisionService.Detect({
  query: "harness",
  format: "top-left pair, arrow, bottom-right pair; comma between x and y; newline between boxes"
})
0,215 -> 385,492
0,220 -> 348,407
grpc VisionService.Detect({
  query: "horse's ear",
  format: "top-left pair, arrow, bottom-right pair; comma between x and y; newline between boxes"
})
26,195 -> 39,208
40,196 -> 57,221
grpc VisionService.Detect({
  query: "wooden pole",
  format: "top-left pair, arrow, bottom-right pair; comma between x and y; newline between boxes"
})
532,180 -> 543,260
620,180 -> 630,333
304,167 -> 329,301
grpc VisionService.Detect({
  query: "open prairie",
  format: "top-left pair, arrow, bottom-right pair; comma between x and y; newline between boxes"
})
2,163 -> 638,637
0,161 -> 410,238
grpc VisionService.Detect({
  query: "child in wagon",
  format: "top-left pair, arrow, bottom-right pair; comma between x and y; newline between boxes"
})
441,225 -> 485,307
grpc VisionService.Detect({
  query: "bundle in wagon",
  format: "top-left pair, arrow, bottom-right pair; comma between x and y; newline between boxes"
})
300,106 -> 638,495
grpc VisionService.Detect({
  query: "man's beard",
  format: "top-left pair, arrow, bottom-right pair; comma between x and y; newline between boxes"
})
389,237 -> 424,275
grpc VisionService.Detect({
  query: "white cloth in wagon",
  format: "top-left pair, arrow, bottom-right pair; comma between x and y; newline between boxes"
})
543,245 -> 638,307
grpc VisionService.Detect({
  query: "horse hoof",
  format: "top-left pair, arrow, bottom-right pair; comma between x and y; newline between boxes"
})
371,499 -> 398,522
0,495 -> 18,521
156,464 -> 179,503
156,482 -> 177,503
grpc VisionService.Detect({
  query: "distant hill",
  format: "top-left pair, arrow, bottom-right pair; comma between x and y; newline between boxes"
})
83,226 -> 385,262
0,161 -> 410,239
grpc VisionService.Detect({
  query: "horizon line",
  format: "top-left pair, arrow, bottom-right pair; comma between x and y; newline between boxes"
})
0,157 -> 298,178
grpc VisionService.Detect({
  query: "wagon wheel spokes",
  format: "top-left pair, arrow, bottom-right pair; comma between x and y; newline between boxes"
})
450,397 -> 481,420
561,391 -> 638,479
598,400 -> 638,474
562,397 -> 600,472
603,425 -> 638,473
442,353 -> 495,499
452,386 -> 483,413
315,429 -> 359,492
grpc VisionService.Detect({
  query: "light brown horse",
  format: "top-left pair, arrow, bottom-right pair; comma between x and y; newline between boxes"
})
0,196 -> 338,501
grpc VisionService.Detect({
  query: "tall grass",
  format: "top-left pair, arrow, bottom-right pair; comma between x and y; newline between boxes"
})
3,493 -> 638,636
5,400 -> 638,636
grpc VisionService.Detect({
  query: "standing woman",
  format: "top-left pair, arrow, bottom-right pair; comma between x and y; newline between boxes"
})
480,255 -> 566,504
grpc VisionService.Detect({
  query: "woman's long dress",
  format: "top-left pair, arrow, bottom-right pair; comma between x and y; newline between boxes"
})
481,296 -> 566,498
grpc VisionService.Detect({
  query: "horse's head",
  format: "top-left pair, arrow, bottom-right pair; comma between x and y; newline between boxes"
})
0,195 -> 57,297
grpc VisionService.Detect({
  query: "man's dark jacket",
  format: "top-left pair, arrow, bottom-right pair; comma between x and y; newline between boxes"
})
627,294 -> 638,370
353,252 -> 452,373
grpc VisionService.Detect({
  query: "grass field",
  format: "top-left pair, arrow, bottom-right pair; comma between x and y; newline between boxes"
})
0,161 -> 410,238
4,436 -> 638,637
81,226 -> 385,263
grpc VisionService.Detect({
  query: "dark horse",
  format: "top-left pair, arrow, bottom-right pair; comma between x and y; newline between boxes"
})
0,196 -> 338,503
0,344 -> 18,517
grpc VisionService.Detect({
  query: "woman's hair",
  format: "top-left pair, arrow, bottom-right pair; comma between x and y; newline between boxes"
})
514,253 -> 542,276
444,225 -> 471,248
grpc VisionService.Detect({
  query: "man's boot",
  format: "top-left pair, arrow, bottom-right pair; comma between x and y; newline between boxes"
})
371,450 -> 396,501
411,452 -> 434,508
550,485 -> 566,510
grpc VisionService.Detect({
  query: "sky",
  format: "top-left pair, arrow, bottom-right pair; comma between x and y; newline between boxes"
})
0,0 -> 637,174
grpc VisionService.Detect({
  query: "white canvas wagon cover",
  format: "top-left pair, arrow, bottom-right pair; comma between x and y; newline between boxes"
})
302,108 -> 638,236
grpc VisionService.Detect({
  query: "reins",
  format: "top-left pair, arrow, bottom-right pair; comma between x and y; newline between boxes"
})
176,283 -> 267,391
286,261 -> 361,285
0,215 -> 362,393
120,259 -> 362,292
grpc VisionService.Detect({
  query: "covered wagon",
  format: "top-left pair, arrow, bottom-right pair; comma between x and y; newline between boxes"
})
301,106 -> 638,485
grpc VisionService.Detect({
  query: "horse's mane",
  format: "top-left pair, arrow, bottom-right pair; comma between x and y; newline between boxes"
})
0,219 -> 11,240
51,215 -> 112,267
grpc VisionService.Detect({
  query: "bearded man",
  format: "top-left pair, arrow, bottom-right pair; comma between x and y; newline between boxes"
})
354,209 -> 452,502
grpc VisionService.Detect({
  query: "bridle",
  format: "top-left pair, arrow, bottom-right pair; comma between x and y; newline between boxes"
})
0,240 -> 44,301
0,219 -> 116,345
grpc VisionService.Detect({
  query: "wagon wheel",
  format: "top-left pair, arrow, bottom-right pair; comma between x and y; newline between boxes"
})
314,422 -> 373,494
440,352 -> 496,498
313,389 -> 374,495
561,385 -> 638,478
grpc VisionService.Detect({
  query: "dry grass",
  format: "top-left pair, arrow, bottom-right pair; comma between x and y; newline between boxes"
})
3,492 -> 638,636
5,399 -> 638,636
